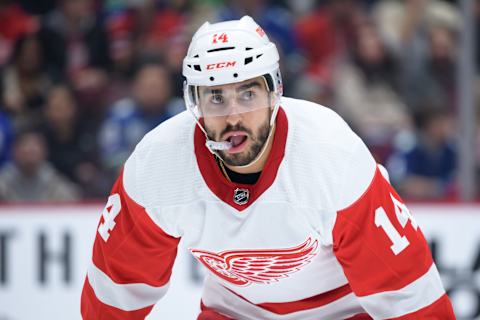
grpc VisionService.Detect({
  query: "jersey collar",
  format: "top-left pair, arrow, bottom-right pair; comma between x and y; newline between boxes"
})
194,107 -> 288,211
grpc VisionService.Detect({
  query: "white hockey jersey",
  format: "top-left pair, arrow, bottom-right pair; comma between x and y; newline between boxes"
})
81,97 -> 455,319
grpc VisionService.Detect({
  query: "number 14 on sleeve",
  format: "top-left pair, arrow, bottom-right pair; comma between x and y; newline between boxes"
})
375,194 -> 418,256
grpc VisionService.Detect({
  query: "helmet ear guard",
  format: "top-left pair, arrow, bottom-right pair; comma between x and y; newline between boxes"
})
264,68 -> 283,96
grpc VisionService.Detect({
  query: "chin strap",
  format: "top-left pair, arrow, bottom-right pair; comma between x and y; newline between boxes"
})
188,109 -> 226,159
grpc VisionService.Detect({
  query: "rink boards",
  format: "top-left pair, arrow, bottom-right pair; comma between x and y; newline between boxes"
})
0,203 -> 479,320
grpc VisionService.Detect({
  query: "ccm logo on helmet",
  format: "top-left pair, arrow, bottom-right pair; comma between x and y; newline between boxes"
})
206,61 -> 237,70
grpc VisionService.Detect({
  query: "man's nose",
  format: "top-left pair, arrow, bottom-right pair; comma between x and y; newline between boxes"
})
226,112 -> 242,126
225,102 -> 243,125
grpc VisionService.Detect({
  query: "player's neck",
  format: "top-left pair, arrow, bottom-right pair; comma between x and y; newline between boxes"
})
225,124 -> 276,174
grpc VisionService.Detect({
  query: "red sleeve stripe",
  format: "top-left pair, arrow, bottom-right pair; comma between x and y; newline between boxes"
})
387,294 -> 455,319
87,262 -> 169,311
81,278 -> 154,319
357,263 -> 445,319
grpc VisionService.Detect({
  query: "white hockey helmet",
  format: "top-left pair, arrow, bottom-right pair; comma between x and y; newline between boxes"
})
183,16 -> 283,119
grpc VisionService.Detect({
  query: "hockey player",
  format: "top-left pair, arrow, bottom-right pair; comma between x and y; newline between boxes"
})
81,16 -> 455,319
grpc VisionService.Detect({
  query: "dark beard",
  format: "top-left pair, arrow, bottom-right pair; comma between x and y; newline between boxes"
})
206,118 -> 271,167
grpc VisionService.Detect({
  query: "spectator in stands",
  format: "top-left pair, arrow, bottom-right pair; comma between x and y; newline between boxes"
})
105,0 -> 187,61
39,0 -> 110,116
294,0 -> 366,78
387,106 -> 457,200
291,73 -> 334,108
403,23 -> 458,114
333,20 -> 411,163
0,0 -> 38,66
41,85 -> 106,197
104,24 -> 138,106
1,33 -> 52,130
164,35 -> 189,98
372,0 -> 459,53
0,111 -> 13,168
0,129 -> 80,202
372,0 -> 460,113
98,63 -> 182,176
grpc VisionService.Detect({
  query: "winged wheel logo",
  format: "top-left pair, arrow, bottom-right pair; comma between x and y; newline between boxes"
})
190,238 -> 318,286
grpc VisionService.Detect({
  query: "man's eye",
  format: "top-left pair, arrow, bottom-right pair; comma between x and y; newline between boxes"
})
241,90 -> 255,100
211,95 -> 224,104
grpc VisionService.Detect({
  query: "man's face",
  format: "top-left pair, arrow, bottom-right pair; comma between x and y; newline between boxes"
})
13,133 -> 47,176
199,77 -> 272,166
133,65 -> 171,113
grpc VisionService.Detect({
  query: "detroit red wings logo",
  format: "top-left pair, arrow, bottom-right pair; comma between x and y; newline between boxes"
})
190,238 -> 318,286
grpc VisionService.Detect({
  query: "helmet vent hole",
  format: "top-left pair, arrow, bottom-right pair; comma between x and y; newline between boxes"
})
207,47 -> 235,53
193,54 -> 199,58
245,47 -> 253,51
209,76 -> 215,81
256,54 -> 263,58
194,65 -> 202,71
233,73 -> 238,78
244,57 -> 253,65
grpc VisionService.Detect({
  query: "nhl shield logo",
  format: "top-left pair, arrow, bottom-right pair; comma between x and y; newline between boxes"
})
233,188 -> 249,205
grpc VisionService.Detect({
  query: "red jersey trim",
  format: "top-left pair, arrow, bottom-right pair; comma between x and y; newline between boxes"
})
345,314 -> 373,320
199,300 -> 371,320
81,278 -> 154,320
221,283 -> 353,315
387,294 -> 455,320
199,302 -> 236,320
257,284 -> 353,315
194,108 -> 288,211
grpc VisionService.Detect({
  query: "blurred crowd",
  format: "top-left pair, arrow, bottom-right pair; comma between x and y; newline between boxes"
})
0,0 -> 478,202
